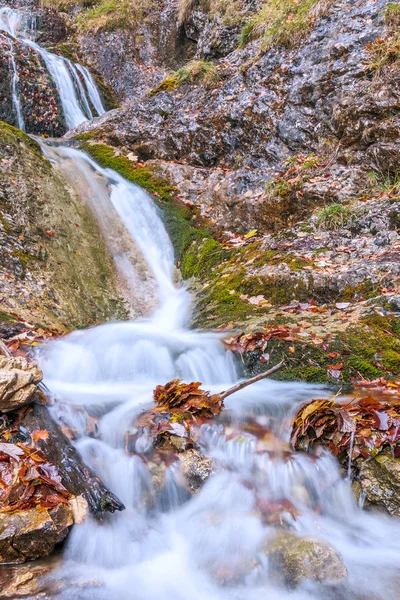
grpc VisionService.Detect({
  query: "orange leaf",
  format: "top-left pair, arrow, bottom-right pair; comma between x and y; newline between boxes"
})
31,429 -> 50,442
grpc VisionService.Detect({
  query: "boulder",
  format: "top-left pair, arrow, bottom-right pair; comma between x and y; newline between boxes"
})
0,504 -> 73,563
357,450 -> 400,517
265,531 -> 347,588
0,356 -> 42,413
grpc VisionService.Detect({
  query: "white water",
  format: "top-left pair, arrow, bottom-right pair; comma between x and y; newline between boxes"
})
1,34 -> 24,130
36,145 -> 400,600
0,6 -> 105,130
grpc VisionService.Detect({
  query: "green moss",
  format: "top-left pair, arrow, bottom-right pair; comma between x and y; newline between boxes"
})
181,238 -> 229,279
0,121 -> 41,155
342,280 -> 380,301
148,76 -> 180,97
79,143 -> 173,200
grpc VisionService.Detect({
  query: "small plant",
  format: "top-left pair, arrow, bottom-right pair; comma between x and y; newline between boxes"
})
367,32 -> 400,71
301,153 -> 320,170
372,171 -> 400,196
316,203 -> 352,230
265,178 -> 290,197
385,2 -> 400,27
284,155 -> 298,167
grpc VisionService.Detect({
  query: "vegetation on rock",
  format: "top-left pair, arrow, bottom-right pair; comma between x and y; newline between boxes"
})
239,0 -> 336,49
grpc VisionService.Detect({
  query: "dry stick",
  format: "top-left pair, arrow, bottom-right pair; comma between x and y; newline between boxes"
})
220,360 -> 285,400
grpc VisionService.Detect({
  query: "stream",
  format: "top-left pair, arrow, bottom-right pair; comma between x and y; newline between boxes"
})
1,5 -> 400,599
34,144 -> 400,600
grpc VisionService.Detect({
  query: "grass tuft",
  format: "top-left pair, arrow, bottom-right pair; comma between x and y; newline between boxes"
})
316,203 -> 352,230
385,2 -> 400,27
149,60 -> 219,96
239,0 -> 335,49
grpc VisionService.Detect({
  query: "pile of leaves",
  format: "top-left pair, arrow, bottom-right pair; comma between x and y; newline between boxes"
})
153,379 -> 223,419
130,380 -> 224,455
291,397 -> 400,467
0,441 -> 71,512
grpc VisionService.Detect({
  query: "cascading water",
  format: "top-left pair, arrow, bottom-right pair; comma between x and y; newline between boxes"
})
0,6 -> 105,130
36,143 -> 400,600
1,34 -> 24,130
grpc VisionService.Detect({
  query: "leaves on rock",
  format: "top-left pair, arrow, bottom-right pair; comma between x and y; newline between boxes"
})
291,396 -> 400,466
154,379 -> 223,419
0,441 -> 71,512
130,380 -> 225,456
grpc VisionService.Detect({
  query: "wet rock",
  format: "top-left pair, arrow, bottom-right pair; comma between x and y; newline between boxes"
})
357,450 -> 400,517
0,503 -> 73,563
265,531 -> 347,588
178,448 -> 213,494
0,355 -> 42,413
0,562 -> 53,598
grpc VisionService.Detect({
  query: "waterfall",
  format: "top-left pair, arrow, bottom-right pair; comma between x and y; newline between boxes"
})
2,34 -> 24,130
37,142 -> 400,600
0,6 -> 105,131
76,63 -> 105,117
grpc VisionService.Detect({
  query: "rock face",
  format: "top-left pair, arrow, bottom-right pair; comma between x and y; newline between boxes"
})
0,121 -> 128,331
0,356 -> 42,412
0,503 -> 73,563
0,33 -> 65,136
74,0 -> 397,227
358,451 -> 400,517
265,531 -> 348,587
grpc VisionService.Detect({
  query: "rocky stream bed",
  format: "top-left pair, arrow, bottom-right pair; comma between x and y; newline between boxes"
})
0,0 -> 399,598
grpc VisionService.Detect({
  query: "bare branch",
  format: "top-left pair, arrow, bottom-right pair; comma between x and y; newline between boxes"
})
220,360 -> 285,400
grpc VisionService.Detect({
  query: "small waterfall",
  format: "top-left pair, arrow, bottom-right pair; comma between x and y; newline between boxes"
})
76,63 -> 105,117
38,144 -> 400,600
0,6 -> 105,131
2,34 -> 24,130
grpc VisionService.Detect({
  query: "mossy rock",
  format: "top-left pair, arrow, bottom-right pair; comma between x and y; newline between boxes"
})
265,531 -> 347,587
0,121 -> 128,329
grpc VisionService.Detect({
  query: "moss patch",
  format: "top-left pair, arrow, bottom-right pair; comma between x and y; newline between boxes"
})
0,121 -> 42,156
240,312 -> 400,384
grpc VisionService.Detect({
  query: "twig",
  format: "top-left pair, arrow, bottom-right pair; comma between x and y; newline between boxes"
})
220,360 -> 285,400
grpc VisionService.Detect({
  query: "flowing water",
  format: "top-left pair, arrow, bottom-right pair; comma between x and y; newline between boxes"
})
33,142 -> 400,600
0,6 -> 105,131
1,34 -> 25,130
1,5 -> 399,597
